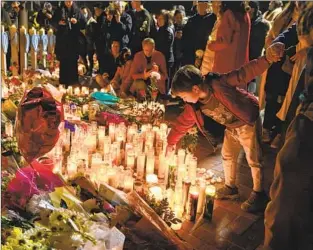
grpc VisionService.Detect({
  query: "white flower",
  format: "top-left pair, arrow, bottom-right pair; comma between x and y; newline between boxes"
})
150,71 -> 161,81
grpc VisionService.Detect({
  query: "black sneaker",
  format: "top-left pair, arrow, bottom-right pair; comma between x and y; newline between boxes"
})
241,191 -> 269,213
216,185 -> 240,200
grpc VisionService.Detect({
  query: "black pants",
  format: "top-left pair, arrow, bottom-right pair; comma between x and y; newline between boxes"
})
59,56 -> 78,87
263,93 -> 283,135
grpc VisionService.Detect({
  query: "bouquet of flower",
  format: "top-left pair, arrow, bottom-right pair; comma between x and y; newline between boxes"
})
149,71 -> 161,101
181,126 -> 198,153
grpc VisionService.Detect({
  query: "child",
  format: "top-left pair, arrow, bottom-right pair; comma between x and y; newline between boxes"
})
167,42 -> 285,213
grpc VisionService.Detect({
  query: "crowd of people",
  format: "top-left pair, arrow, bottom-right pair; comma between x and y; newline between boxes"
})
2,1 -> 313,249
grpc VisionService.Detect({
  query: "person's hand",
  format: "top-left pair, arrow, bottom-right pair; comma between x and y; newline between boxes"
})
175,30 -> 182,39
265,42 -> 285,63
290,48 -> 309,62
70,18 -> 77,24
143,69 -> 152,80
46,13 -> 52,19
152,64 -> 159,72
115,12 -> 121,23
59,20 -> 66,25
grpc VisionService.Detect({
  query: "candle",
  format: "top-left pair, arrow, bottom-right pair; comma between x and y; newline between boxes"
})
67,86 -> 73,95
188,157 -> 197,185
187,185 -> 199,222
91,153 -> 102,171
101,88 -> 105,93
98,126 -> 106,149
158,154 -> 166,179
171,222 -> 182,231
84,88 -> 90,96
5,121 -> 13,137
174,185 -> 183,206
81,104 -> 88,115
204,185 -> 216,220
81,86 -> 87,95
123,175 -> 134,193
126,149 -> 135,170
197,179 -> 206,214
74,87 -> 80,96
146,174 -> 158,185
103,136 -> 111,155
183,179 -> 191,210
109,123 -> 115,142
93,88 -> 98,93
136,153 -> 145,180
177,149 -> 186,166
176,164 -> 186,187
67,158 -> 77,178
146,150 -> 155,175
149,186 -> 163,201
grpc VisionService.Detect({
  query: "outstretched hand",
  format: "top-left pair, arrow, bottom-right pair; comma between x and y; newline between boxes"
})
265,42 -> 285,63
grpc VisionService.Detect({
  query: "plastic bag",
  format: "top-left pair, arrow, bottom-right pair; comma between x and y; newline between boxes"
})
15,86 -> 64,163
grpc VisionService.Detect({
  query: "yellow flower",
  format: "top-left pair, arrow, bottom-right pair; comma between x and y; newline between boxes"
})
188,127 -> 198,135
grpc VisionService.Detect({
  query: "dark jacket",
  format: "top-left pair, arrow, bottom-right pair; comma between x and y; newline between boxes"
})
36,9 -> 54,30
182,13 -> 216,65
103,19 -> 126,50
173,22 -> 185,63
249,10 -> 270,60
167,57 -> 270,146
94,13 -> 107,54
154,26 -> 174,64
120,12 -> 133,48
265,24 -> 299,95
53,4 -> 86,60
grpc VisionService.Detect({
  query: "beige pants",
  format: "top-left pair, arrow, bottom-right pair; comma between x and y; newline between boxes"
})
221,118 -> 264,192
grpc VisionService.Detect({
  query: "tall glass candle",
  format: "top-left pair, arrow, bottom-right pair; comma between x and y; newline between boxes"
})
197,178 -> 206,214
204,185 -> 216,220
146,150 -> 155,175
136,153 -> 145,180
187,185 -> 199,222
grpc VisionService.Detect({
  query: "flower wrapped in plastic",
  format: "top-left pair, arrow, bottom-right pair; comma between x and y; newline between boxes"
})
15,86 -> 64,163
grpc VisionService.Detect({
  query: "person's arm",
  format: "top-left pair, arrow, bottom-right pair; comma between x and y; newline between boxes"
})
167,104 -> 197,146
110,66 -> 122,88
223,42 -> 284,87
207,10 -> 235,51
120,61 -> 133,93
222,56 -> 271,88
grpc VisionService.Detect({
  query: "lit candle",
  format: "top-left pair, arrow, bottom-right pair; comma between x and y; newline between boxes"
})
82,104 -> 89,115
98,126 -> 106,149
74,87 -> 81,96
146,174 -> 158,185
107,168 -> 118,188
126,149 -> 135,170
186,185 -> 199,222
81,86 -> 87,95
158,154 -> 166,179
103,136 -> 111,155
204,185 -> 216,220
177,149 -> 186,166
67,159 -> 77,178
197,179 -> 206,214
93,88 -> 98,93
123,175 -> 134,193
149,185 -> 163,201
67,86 -> 73,95
146,150 -> 155,175
84,88 -> 90,96
188,157 -> 197,185
109,123 -> 115,142
100,88 -> 105,93
136,152 -> 145,180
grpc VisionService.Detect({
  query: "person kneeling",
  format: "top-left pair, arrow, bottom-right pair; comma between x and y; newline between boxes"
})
167,42 -> 285,213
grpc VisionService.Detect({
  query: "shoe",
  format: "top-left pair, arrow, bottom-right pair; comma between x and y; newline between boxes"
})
270,134 -> 283,149
262,129 -> 271,143
241,191 -> 269,213
216,185 -> 239,200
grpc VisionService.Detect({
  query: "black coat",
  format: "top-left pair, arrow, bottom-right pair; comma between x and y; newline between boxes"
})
120,12 -> 133,48
53,4 -> 86,60
103,19 -> 126,50
182,13 -> 216,65
36,9 -> 54,30
249,11 -> 270,60
155,26 -> 174,64
93,13 -> 107,54
265,24 -> 299,95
